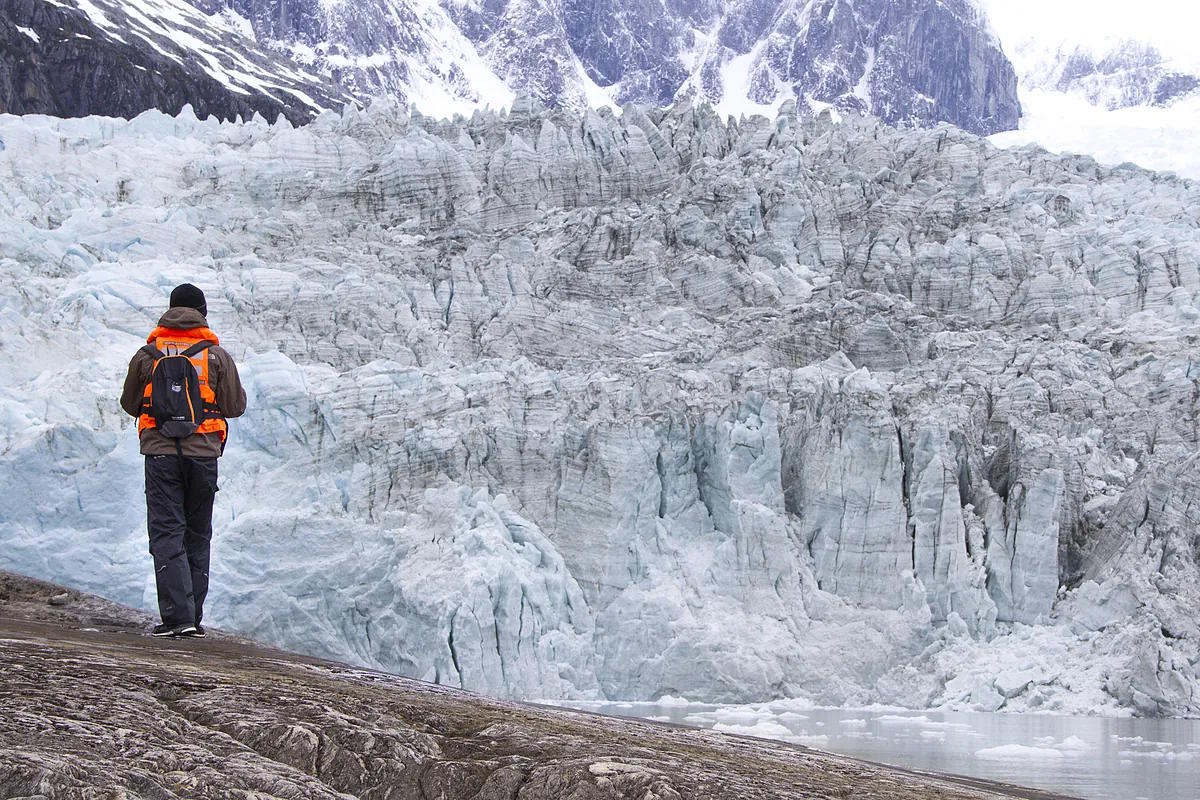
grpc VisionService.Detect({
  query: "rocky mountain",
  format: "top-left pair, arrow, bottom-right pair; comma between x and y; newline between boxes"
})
0,0 -> 349,123
675,0 -> 1020,133
187,0 -> 517,118
194,0 -> 1020,134
1012,39 -> 1200,110
1,0 -> 1019,133
1,99 -> 1197,717
979,0 -> 1200,112
4,572 -> 1058,800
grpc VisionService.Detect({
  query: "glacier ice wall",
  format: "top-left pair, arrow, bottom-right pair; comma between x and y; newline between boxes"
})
1,98 -> 1198,715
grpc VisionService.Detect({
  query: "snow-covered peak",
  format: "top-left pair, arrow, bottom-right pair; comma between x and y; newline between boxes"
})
195,0 -> 1020,134
982,0 -> 1200,108
202,0 -> 516,118
66,0 -> 336,106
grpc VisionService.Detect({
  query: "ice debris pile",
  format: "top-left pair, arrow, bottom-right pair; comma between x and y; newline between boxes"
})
0,98 -> 1197,716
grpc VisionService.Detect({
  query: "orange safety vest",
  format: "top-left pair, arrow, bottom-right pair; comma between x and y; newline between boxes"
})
138,326 -> 228,442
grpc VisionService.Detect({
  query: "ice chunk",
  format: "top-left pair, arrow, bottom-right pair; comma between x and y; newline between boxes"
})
976,744 -> 1066,760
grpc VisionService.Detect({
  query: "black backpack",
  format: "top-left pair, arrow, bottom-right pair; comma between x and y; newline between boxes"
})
141,341 -> 214,440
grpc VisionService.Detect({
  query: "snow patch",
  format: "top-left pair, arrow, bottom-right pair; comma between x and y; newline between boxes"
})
852,46 -> 875,106
990,89 -> 1200,180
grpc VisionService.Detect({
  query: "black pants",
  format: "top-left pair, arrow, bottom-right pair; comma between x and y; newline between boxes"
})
145,455 -> 218,627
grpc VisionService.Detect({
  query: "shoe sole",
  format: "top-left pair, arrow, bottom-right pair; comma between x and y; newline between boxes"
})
153,625 -> 198,638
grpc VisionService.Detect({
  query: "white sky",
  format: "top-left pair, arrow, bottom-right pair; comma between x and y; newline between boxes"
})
981,0 -> 1200,63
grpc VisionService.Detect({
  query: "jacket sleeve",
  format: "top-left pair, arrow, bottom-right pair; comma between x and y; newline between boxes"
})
212,347 -> 248,419
119,351 -> 151,418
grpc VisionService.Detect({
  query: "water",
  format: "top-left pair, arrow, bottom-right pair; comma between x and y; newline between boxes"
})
567,701 -> 1200,800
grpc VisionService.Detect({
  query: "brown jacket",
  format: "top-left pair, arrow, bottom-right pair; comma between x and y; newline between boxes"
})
120,308 -> 248,458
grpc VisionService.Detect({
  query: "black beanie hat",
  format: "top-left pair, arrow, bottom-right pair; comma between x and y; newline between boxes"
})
169,283 -> 207,317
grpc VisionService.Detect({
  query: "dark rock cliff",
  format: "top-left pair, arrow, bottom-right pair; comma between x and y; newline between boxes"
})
0,0 -> 347,123
712,0 -> 1020,134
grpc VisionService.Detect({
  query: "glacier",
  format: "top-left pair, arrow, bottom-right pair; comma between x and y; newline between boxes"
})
0,98 -> 1198,716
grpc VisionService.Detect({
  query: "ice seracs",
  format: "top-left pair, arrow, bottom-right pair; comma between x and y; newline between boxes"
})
1,99 -> 1198,715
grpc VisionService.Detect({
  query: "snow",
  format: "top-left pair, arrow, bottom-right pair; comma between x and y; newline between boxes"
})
713,44 -> 790,120
678,26 -> 712,73
578,68 -> 619,113
852,46 -> 875,107
16,26 -> 41,43
211,7 -> 256,42
72,0 -> 117,31
284,0 -> 515,118
981,0 -> 1200,181
990,90 -> 1200,180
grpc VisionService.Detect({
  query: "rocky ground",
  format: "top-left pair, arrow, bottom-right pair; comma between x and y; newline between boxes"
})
0,570 -> 1073,800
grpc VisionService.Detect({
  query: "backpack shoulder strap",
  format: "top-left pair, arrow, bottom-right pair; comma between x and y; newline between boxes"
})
182,340 -> 214,358
141,344 -> 164,361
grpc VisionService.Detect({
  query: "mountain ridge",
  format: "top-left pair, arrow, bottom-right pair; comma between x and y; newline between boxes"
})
3,0 -> 1021,134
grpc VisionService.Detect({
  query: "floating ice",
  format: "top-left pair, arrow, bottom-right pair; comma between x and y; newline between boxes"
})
976,744 -> 1067,760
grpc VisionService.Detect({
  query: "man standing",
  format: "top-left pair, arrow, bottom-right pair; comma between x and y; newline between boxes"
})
120,283 -> 247,638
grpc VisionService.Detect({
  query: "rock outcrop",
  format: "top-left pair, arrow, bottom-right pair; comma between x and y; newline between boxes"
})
0,100 -> 1198,716
0,571 -> 1072,800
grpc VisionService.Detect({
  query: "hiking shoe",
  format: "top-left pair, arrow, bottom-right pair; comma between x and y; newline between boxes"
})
187,624 -> 206,638
152,622 -> 198,638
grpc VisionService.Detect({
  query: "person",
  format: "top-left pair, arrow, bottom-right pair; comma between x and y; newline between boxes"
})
120,283 -> 247,638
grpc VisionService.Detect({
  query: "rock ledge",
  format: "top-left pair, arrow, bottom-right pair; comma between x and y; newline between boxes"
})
0,571 -> 1075,799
